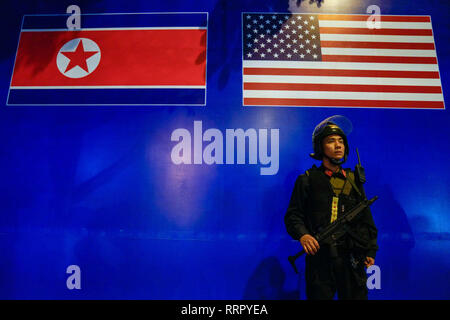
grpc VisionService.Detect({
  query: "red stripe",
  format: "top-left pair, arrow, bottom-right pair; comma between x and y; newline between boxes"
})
243,98 -> 444,109
11,29 -> 207,87
319,27 -> 432,36
243,68 -> 440,79
320,41 -> 435,50
322,55 -> 437,64
244,83 -> 442,94
318,15 -> 431,23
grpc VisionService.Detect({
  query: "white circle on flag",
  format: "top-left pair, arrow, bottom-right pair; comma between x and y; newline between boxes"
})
56,38 -> 101,78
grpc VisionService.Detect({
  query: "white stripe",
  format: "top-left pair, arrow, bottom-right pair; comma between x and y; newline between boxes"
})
243,75 -> 442,86
22,27 -> 207,32
243,60 -> 439,71
319,33 -> 434,43
321,47 -> 436,57
10,85 -> 206,89
243,90 -> 444,101
318,20 -> 431,29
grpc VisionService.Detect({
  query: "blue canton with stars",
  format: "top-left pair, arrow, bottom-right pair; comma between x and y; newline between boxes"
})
243,13 -> 322,61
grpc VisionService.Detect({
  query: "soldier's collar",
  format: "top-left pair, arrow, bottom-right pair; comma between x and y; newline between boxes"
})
320,165 -> 346,178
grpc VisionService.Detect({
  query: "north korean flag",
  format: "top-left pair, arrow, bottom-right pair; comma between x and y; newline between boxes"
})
8,13 -> 208,105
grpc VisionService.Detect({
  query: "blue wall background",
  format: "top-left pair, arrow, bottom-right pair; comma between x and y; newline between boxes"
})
0,0 -> 449,299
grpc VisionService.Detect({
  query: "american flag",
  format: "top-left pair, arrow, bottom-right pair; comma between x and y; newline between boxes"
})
242,13 -> 444,109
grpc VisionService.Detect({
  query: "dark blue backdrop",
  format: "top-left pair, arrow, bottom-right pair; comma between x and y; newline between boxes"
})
0,0 -> 449,299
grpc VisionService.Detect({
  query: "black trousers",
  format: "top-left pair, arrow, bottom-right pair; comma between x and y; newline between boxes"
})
305,246 -> 368,300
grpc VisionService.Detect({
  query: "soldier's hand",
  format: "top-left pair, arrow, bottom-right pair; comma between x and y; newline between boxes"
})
299,234 -> 320,255
364,257 -> 375,267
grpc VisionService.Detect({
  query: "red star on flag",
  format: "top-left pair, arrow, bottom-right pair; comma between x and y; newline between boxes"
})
61,40 -> 99,73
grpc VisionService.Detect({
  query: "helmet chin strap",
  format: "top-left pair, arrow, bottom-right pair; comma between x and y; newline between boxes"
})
325,154 -> 347,166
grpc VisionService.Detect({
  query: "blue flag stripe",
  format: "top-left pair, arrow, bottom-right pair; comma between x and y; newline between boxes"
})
8,88 -> 206,105
22,12 -> 208,30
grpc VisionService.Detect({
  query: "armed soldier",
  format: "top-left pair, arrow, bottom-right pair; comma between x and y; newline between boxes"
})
284,115 -> 378,300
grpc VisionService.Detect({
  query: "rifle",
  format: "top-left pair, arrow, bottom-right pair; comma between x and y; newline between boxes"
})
288,196 -> 378,274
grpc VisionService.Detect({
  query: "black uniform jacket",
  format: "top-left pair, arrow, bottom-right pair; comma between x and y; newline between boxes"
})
284,164 -> 378,258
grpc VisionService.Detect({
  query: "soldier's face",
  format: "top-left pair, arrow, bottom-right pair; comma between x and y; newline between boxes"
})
322,134 -> 345,160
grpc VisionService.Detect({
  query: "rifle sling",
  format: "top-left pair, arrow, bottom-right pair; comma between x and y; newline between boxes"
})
345,170 -> 364,199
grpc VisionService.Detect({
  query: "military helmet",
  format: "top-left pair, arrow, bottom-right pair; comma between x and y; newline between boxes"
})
310,115 -> 352,164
